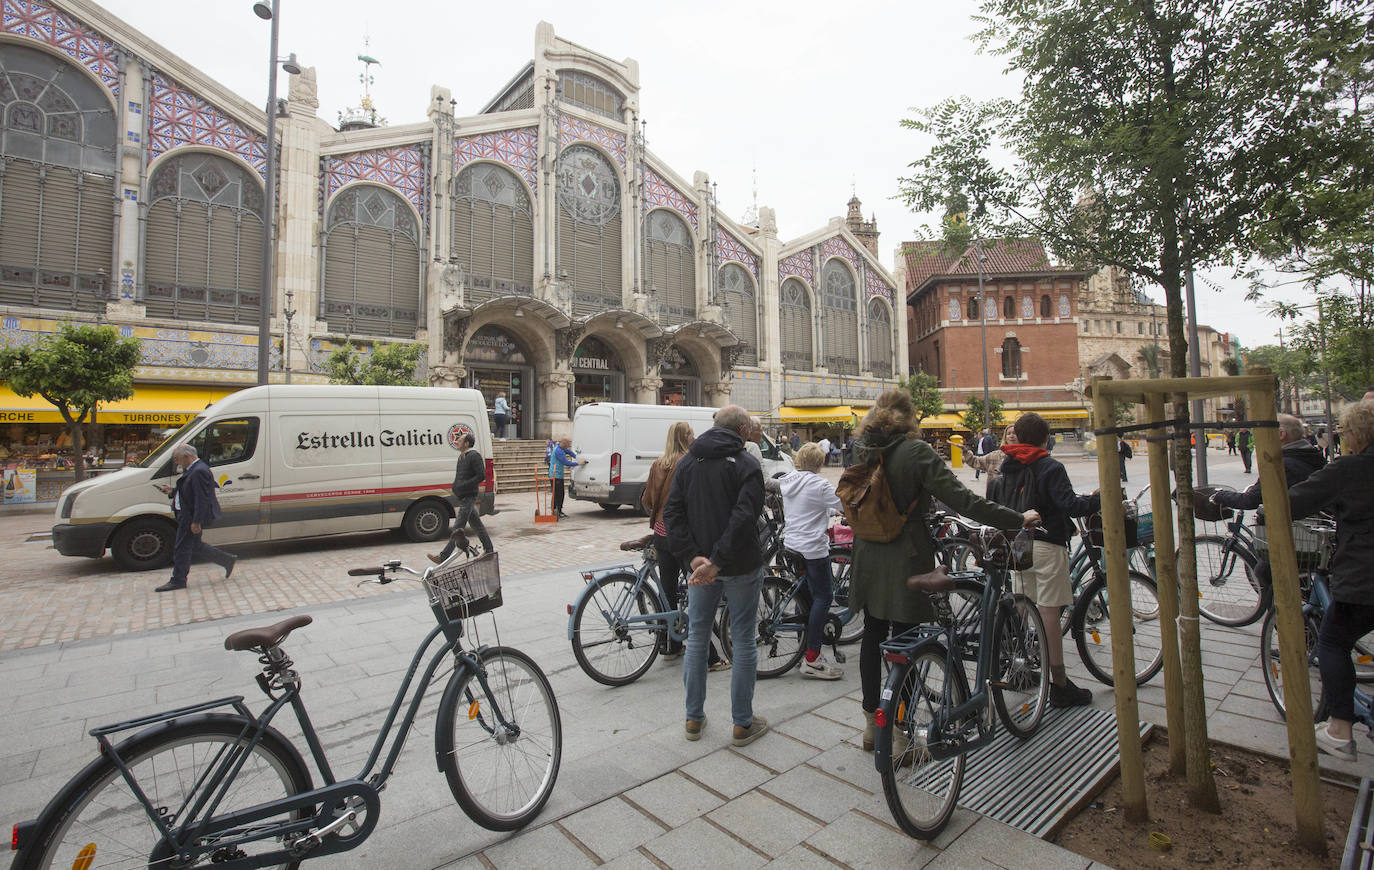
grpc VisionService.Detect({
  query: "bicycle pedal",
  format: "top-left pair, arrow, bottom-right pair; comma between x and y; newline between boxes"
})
832,649 -> 847,664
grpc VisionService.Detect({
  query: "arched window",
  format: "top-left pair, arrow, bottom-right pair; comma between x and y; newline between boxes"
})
719,263 -> 755,365
451,163 -> 533,304
144,152 -> 264,323
967,294 -> 980,321
821,259 -> 858,375
867,298 -> 893,378
0,43 -> 117,312
557,70 -> 624,121
780,278 -> 813,370
321,185 -> 421,337
1040,294 -> 1052,317
1003,295 -> 1015,319
556,144 -> 622,316
645,208 -> 695,324
1001,337 -> 1022,378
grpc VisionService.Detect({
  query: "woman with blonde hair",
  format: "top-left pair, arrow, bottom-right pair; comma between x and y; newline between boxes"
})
848,389 -> 1040,749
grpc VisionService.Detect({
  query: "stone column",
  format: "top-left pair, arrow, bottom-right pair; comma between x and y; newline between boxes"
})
277,68 -> 323,380
703,380 -> 731,409
893,253 -> 910,377
629,375 -> 662,404
540,370 -> 576,440
107,53 -> 144,319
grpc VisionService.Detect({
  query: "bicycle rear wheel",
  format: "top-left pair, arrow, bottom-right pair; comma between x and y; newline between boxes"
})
829,545 -> 863,645
1190,535 -> 1268,627
437,646 -> 562,831
752,573 -> 807,678
879,645 -> 966,840
991,594 -> 1051,739
1072,571 -> 1164,687
22,716 -> 311,870
1259,609 -> 1327,721
571,573 -> 665,686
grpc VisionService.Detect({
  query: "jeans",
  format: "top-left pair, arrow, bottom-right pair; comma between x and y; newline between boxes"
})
170,520 -> 233,584
801,556 -> 834,654
1240,449 -> 1252,472
437,495 -> 492,558
685,566 -> 763,727
860,610 -> 916,713
494,414 -> 507,438
1317,600 -> 1374,723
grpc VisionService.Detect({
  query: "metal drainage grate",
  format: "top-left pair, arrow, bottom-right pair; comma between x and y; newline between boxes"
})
956,705 -> 1153,838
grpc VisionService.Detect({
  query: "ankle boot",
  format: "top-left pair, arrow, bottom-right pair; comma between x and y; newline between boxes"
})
863,710 -> 876,752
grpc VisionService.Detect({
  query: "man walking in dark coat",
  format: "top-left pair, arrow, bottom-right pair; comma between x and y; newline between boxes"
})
430,431 -> 493,563
155,445 -> 235,592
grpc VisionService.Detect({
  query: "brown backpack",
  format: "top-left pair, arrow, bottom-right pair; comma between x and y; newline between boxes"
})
836,449 -> 919,543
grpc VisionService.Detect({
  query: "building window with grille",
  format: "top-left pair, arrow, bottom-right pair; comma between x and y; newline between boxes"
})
451,163 -> 533,305
645,208 -> 695,324
718,263 -> 756,365
0,43 -> 118,313
780,278 -> 813,370
144,152 -> 264,324
1003,295 -> 1015,319
967,294 -> 980,321
1040,294 -> 1051,317
821,258 -> 858,375
556,144 -> 622,315
1001,337 -> 1022,378
556,70 -> 624,121
867,297 -> 893,378
321,185 -> 421,338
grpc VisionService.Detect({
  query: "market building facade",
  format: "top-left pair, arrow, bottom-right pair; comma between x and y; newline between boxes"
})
0,1 -> 906,489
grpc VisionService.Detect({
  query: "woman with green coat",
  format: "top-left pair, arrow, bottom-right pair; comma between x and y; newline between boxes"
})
849,390 -> 1039,751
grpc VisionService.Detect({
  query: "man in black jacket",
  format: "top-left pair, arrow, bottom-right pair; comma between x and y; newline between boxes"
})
154,445 -> 235,592
429,431 -> 493,563
1212,414 -> 1326,512
664,405 -> 769,747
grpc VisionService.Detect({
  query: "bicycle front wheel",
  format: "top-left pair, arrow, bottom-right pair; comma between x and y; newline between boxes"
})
22,716 -> 311,870
1190,535 -> 1268,627
829,545 -> 864,645
753,573 -> 807,678
880,645 -> 966,840
571,572 -> 665,686
437,646 -> 562,831
1072,571 -> 1164,687
1259,609 -> 1326,721
991,594 -> 1051,739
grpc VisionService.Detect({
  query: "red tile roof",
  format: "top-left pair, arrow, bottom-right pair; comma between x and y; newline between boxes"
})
901,238 -> 1062,298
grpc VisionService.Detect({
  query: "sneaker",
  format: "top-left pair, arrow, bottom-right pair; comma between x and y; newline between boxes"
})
685,717 -> 705,742
732,716 -> 769,747
709,658 -> 732,672
799,655 -> 844,680
1049,678 -> 1093,708
1315,723 -> 1357,762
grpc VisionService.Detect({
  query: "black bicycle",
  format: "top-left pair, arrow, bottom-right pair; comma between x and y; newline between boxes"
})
10,541 -> 562,869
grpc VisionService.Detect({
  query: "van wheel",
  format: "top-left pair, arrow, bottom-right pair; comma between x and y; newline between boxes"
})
110,518 -> 176,571
403,500 -> 451,542
599,503 -> 620,512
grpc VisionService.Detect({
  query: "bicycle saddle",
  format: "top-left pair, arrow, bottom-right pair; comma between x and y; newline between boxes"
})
224,615 -> 313,651
906,566 -> 954,594
620,534 -> 654,551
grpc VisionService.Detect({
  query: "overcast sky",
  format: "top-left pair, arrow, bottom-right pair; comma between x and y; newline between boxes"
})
96,0 -> 1314,348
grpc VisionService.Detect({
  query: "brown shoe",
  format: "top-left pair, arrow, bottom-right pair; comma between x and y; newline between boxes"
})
428,553 -> 443,564
731,716 -> 769,747
685,716 -> 706,742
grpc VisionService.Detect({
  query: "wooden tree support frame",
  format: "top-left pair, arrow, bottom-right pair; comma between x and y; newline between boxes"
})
1090,368 -> 1324,853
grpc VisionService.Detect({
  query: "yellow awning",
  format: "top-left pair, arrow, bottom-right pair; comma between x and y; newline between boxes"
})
0,385 -> 238,425
920,413 -> 971,430
780,405 -> 855,424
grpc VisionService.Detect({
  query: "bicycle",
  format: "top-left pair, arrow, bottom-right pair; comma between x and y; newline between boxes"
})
10,541 -> 562,869
874,527 -> 1052,840
1187,490 -> 1272,627
729,547 -> 857,678
1065,514 -> 1165,687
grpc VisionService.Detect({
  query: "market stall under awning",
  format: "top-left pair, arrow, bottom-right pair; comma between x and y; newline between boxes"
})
0,385 -> 239,425
779,405 -> 856,425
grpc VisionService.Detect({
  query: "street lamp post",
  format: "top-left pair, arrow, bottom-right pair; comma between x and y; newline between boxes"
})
973,238 -> 991,431
283,288 -> 295,384
252,0 -> 301,385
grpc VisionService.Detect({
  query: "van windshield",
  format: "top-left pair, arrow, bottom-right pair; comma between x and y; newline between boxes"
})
139,417 -> 204,468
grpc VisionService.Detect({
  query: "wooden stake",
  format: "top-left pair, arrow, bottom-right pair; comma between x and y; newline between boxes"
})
1092,378 -> 1148,822
1145,392 -> 1186,776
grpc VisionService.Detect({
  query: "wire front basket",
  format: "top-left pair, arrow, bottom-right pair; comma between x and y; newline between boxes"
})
424,552 -> 503,622
1254,518 -> 1332,574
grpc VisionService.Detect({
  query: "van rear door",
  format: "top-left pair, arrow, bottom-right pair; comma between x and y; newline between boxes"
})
570,404 -> 614,501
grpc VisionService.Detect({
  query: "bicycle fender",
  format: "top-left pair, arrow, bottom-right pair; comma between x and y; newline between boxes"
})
567,570 -> 637,640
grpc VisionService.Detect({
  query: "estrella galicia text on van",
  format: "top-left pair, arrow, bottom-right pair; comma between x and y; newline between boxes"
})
295,428 -> 446,450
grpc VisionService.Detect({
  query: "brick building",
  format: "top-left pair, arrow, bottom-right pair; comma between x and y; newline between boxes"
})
897,239 -> 1090,429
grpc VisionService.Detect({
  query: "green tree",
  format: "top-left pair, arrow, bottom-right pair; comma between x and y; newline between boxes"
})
1138,344 -> 1163,379
1245,343 -> 1319,413
0,324 -> 141,482
899,371 -> 944,422
960,394 -> 1004,432
326,342 -> 425,386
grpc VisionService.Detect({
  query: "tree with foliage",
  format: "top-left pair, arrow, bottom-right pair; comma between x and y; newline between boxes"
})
0,324 -> 141,482
960,394 -> 1004,433
899,371 -> 944,422
898,0 -> 1363,828
1137,344 -> 1163,379
326,342 -> 425,386
1244,343 -> 1319,414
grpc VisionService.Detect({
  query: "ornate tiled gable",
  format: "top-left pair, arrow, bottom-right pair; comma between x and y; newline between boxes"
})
147,73 -> 267,176
455,127 -> 538,190
2,0 -> 119,95
643,165 -> 697,230
326,144 -> 426,212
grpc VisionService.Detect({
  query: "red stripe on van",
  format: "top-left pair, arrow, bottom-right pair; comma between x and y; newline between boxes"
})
259,482 -> 451,503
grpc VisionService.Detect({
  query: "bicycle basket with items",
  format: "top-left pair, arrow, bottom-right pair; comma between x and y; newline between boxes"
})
1188,485 -> 1235,523
425,552 -> 503,621
1254,514 -> 1332,574
1087,503 -> 1140,549
968,527 -> 1035,571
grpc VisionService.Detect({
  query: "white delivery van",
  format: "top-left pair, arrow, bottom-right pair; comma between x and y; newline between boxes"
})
568,402 -> 793,512
52,385 -> 493,571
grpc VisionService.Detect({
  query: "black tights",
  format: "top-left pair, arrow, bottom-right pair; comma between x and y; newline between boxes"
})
860,610 -> 916,713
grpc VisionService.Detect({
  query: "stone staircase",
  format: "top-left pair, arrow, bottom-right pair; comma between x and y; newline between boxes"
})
492,439 -> 548,495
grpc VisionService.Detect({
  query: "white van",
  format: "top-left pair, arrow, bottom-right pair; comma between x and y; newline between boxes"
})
52,385 -> 493,571
568,402 -> 793,512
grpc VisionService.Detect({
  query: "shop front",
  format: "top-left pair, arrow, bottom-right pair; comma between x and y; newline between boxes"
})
463,325 -> 534,439
572,336 -> 624,408
658,346 -> 699,406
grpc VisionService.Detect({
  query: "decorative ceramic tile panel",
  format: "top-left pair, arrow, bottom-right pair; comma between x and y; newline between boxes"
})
643,165 -> 697,230
455,127 -> 538,191
821,234 -> 864,277
326,145 -> 425,212
2,0 -> 120,94
779,250 -> 814,284
716,227 -> 758,278
148,74 -> 267,176
557,114 -> 626,168
866,271 -> 895,303
728,370 -> 769,412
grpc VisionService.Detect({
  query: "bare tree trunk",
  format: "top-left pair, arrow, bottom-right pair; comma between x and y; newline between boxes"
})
59,408 -> 88,484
